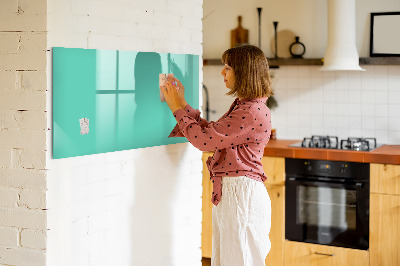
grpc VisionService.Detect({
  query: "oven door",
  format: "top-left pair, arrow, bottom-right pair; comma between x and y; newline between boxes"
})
285,177 -> 369,250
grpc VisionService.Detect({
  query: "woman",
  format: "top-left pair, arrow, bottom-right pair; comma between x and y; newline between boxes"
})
161,44 -> 273,266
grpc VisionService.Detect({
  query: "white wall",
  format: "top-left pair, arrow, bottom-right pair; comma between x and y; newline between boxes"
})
46,1 -> 203,266
203,0 -> 400,58
203,0 -> 400,145
0,0 -> 48,265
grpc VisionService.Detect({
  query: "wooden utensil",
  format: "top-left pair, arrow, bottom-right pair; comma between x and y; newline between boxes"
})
231,16 -> 249,48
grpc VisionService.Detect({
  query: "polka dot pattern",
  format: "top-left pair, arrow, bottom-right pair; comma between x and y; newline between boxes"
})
168,97 -> 272,206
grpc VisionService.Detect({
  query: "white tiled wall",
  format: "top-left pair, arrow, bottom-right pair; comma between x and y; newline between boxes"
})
203,65 -> 400,145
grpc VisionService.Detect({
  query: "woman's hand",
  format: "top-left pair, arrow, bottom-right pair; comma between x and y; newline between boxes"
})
160,77 -> 185,113
171,77 -> 187,108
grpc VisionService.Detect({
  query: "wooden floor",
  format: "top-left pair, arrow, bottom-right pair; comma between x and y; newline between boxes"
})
202,257 -> 211,266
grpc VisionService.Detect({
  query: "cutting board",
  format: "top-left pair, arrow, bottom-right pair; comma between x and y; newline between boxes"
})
231,16 -> 249,48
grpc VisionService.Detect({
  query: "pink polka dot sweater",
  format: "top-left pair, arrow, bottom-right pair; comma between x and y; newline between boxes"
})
168,97 -> 272,206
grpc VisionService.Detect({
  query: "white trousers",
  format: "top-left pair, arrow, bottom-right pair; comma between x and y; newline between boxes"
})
212,176 -> 272,266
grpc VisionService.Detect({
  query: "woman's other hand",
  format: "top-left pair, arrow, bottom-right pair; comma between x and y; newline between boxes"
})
170,76 -> 187,108
160,78 -> 184,113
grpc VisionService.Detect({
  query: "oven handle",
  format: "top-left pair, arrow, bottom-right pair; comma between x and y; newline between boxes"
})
286,177 -> 364,189
313,252 -> 335,257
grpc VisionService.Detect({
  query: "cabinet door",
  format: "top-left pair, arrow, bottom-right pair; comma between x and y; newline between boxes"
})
261,156 -> 285,185
370,163 -> 400,195
370,193 -> 400,266
202,152 -> 213,258
284,241 -> 369,266
265,184 -> 284,266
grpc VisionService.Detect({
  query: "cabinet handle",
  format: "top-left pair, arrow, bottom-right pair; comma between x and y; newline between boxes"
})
314,252 -> 335,257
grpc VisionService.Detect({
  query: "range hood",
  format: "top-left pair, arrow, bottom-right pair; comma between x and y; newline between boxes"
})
320,0 -> 365,71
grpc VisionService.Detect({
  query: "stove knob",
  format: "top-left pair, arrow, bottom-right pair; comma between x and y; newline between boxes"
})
305,162 -> 312,171
340,164 -> 347,174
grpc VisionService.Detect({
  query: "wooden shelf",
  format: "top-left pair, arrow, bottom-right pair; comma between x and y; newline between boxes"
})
203,57 -> 400,67
203,58 -> 323,67
359,57 -> 400,65
268,58 -> 322,67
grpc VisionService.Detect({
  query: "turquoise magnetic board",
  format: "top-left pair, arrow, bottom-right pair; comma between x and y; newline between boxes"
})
52,47 -> 199,159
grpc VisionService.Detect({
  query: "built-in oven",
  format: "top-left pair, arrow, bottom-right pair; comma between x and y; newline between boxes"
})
285,158 -> 370,250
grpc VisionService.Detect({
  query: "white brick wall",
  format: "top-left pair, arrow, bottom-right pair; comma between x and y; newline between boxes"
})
0,0 -> 48,265
46,1 -> 203,266
1,0 -> 203,265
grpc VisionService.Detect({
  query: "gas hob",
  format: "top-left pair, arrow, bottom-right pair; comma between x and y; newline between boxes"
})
289,135 -> 383,151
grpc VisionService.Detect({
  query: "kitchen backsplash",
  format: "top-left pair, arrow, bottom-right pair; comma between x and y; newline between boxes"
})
203,65 -> 400,145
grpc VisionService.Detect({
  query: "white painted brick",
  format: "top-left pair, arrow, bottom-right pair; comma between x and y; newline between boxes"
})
168,27 -> 193,42
19,0 -> 47,15
0,247 -> 45,266
87,1 -> 125,22
0,90 -> 46,111
0,149 -> 11,169
0,187 -> 19,208
16,70 -> 47,91
152,10 -> 181,27
152,39 -> 181,54
87,33 -> 124,51
0,129 -> 46,150
0,227 -> 19,247
0,51 -> 46,71
181,16 -> 202,30
0,169 -> 47,189
10,148 -> 21,169
19,189 -> 46,209
0,208 -> 46,230
20,149 -> 46,170
190,3 -> 203,19
121,160 -> 134,176
20,229 -> 46,250
0,32 -> 20,54
87,211 -> 109,234
0,71 -> 16,90
0,13 -> 46,32
0,110 -> 47,131
136,24 -> 170,41
129,0 -> 167,13
0,1 -> 18,13
191,31 -> 203,44
71,166 -> 89,186
87,164 -> 108,183
71,218 -> 88,237
105,178 -> 123,196
0,32 -> 47,71
120,36 -> 153,52
166,0 -> 192,15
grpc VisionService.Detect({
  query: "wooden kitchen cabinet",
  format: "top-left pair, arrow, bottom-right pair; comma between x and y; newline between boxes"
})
284,241 -> 369,266
264,184 -> 285,266
370,163 -> 400,195
370,163 -> 400,266
201,154 -> 286,266
370,193 -> 400,266
202,152 -> 213,258
262,156 -> 285,266
261,156 -> 285,186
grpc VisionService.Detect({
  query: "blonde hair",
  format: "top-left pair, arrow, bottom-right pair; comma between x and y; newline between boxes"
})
221,44 -> 273,99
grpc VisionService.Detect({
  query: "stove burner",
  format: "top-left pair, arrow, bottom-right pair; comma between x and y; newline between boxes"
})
301,135 -> 339,149
340,137 -> 377,151
295,136 -> 378,151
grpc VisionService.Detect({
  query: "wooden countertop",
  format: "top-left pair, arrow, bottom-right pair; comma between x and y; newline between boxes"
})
263,139 -> 400,165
